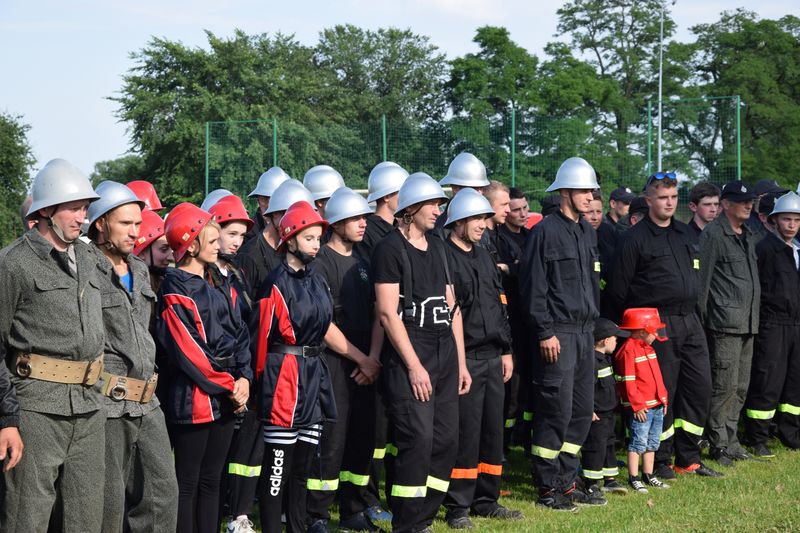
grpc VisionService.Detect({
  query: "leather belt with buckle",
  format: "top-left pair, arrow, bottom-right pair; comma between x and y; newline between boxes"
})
15,353 -> 104,386
272,344 -> 324,357
101,372 -> 158,403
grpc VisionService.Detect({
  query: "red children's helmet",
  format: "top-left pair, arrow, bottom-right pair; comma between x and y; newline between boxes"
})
277,201 -> 328,252
208,195 -> 254,231
619,307 -> 668,341
165,203 -> 213,262
126,180 -> 164,211
134,209 -> 166,257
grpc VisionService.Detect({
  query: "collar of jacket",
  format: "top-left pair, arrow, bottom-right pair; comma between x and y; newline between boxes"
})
280,258 -> 312,279
24,227 -> 70,261
719,212 -> 753,237
643,216 -> 684,236
90,242 -> 138,276
554,209 -> 591,233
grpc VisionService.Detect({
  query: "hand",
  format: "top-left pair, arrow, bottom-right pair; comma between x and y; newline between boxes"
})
634,408 -> 648,422
458,364 -> 472,396
0,427 -> 24,472
350,369 -> 370,386
230,377 -> 250,408
497,263 -> 510,274
663,405 -> 668,415
408,363 -> 432,402
356,355 -> 382,384
592,412 -> 599,422
501,354 -> 514,383
539,336 -> 561,364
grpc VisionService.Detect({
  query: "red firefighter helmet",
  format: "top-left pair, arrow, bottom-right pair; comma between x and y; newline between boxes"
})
165,203 -> 213,262
134,209 -> 166,257
277,201 -> 328,252
126,180 -> 164,211
619,307 -> 667,341
208,194 -> 254,231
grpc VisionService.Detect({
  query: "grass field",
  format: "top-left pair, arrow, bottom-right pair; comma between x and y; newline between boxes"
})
321,442 -> 800,533
237,441 -> 800,532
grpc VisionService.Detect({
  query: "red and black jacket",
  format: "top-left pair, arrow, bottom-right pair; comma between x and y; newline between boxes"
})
156,267 -> 252,424
614,337 -> 668,413
250,259 -> 337,428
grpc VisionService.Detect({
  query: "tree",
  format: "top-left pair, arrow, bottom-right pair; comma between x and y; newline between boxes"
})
315,25 -> 448,123
677,10 -> 800,185
90,155 -> 147,187
0,112 -> 35,245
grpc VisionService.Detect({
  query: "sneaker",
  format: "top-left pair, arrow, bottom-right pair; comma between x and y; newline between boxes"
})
674,462 -> 724,477
446,516 -> 474,529
601,479 -> 628,494
628,476 -> 649,494
653,463 -> 676,480
643,474 -> 671,489
308,519 -> 330,533
364,505 -> 392,523
537,489 -> 579,512
226,516 -> 255,533
752,443 -> 776,458
584,484 -> 609,505
339,512 -> 378,532
710,447 -> 734,467
475,504 -> 523,520
727,448 -> 752,461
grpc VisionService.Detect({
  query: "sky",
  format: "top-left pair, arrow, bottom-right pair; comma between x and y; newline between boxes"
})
1,0 -> 796,179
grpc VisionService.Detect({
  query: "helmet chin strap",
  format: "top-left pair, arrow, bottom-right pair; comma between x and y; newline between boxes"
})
97,217 -> 129,259
47,217 -> 77,245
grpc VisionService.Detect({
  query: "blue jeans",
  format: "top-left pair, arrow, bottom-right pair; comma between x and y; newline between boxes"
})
627,406 -> 664,454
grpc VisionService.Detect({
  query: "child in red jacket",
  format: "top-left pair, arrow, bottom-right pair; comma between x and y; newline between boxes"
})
616,308 -> 670,494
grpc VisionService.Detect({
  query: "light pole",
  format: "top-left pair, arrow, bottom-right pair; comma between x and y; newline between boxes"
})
657,0 -> 676,172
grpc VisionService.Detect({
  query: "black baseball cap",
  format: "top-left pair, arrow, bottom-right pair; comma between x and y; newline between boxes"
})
594,318 -> 631,342
754,179 -> 789,197
610,187 -> 635,203
758,192 -> 779,215
628,196 -> 649,216
721,181 -> 757,203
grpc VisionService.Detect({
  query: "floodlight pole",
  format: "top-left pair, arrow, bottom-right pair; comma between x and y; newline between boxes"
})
657,2 -> 666,172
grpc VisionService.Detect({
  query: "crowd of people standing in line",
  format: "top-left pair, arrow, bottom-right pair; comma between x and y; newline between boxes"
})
0,152 -> 798,533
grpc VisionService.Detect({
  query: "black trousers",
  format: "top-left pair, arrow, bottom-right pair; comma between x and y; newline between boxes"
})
745,322 -> 800,448
257,427 -> 319,533
530,330 -> 594,492
307,352 -> 376,521
384,326 -> 459,533
580,410 -> 618,481
443,356 -> 504,517
223,409 -> 264,518
505,316 -> 533,452
653,314 -> 711,468
168,417 -> 236,533
360,381 -> 389,510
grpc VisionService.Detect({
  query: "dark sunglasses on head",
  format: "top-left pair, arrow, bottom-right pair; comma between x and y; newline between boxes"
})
646,172 -> 677,186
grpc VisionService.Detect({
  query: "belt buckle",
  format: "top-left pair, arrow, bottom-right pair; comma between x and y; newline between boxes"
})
302,346 -> 311,357
111,377 -> 128,401
16,355 -> 32,378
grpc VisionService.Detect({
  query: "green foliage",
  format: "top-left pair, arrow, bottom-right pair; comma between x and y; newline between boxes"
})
0,112 -> 35,245
683,10 -> 800,187
90,155 -> 147,186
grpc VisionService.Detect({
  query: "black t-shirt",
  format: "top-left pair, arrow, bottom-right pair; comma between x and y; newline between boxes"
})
372,229 -> 451,330
313,246 -> 373,351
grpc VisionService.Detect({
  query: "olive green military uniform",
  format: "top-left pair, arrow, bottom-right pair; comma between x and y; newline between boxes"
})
91,245 -> 178,533
0,230 -> 106,533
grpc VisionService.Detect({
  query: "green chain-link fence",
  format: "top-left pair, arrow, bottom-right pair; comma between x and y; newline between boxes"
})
206,96 -> 741,212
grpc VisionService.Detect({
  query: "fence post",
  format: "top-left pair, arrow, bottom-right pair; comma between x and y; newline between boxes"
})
204,121 -> 210,196
273,118 -> 278,167
646,100 -> 652,177
381,115 -> 387,162
736,95 -> 741,180
511,107 -> 516,188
